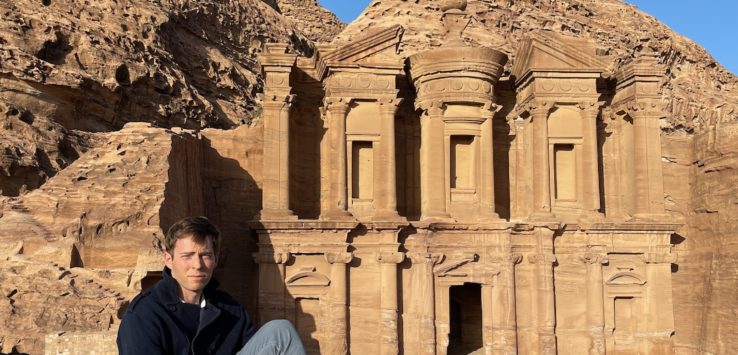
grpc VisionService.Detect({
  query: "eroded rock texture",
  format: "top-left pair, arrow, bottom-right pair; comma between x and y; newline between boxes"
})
0,0 -> 327,196
275,0 -> 345,42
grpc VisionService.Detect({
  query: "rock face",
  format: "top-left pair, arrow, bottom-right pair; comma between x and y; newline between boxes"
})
0,0 -> 324,195
0,0 -> 737,354
275,0 -> 345,42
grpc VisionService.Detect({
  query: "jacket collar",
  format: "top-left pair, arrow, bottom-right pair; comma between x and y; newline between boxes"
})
159,267 -> 221,306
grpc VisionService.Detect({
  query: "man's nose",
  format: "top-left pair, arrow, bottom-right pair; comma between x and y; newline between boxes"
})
192,255 -> 203,269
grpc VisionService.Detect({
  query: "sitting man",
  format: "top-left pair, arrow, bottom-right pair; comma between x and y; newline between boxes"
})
117,216 -> 305,355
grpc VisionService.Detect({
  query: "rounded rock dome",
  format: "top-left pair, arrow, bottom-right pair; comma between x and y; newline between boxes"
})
438,0 -> 467,12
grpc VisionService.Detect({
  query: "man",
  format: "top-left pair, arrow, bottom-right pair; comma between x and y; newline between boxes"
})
117,216 -> 305,355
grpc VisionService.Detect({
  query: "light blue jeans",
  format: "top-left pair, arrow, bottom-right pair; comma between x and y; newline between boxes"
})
237,320 -> 306,355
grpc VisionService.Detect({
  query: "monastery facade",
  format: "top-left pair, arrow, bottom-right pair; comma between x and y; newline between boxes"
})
253,6 -> 679,355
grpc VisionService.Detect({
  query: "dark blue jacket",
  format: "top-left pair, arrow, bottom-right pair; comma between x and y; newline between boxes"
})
117,268 -> 256,355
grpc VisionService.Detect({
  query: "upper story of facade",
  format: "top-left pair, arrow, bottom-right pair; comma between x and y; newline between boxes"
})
256,5 -> 671,229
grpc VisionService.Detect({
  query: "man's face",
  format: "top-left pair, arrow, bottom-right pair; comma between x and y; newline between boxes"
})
163,234 -> 218,302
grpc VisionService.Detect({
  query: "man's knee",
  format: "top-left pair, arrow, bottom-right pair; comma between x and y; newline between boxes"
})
261,320 -> 299,338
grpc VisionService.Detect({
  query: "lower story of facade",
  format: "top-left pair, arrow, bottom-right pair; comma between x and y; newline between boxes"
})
253,220 -> 678,355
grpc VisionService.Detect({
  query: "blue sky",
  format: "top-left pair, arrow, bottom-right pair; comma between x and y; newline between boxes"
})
317,0 -> 737,75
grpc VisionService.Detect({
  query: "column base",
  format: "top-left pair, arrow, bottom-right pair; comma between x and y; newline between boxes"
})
528,211 -> 557,223
578,211 -> 605,224
257,209 -> 298,221
478,212 -> 504,222
321,209 -> 356,221
633,212 -> 671,222
373,209 -> 407,222
420,211 -> 454,224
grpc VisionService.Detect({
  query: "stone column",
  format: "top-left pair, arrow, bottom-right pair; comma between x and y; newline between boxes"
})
323,98 -> 353,220
260,95 -> 297,220
580,103 -> 602,219
488,253 -> 522,354
631,104 -> 666,218
420,102 -> 451,220
376,98 -> 403,220
325,252 -> 353,355
408,252 -> 444,355
581,252 -> 608,355
253,251 -> 291,324
642,252 -> 677,352
530,104 -> 555,220
480,105 -> 500,220
602,111 -> 627,220
376,252 -> 405,355
529,228 -> 557,355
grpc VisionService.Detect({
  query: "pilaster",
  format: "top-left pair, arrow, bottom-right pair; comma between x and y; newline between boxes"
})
325,252 -> 354,355
580,252 -> 608,355
419,102 -> 452,221
252,251 -> 292,325
529,102 -> 556,221
375,98 -> 404,221
322,97 -> 354,221
376,252 -> 406,355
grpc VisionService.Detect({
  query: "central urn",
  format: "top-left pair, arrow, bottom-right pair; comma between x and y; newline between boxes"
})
408,46 -> 508,108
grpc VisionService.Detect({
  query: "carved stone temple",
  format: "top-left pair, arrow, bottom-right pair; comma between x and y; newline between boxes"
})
253,6 -> 679,355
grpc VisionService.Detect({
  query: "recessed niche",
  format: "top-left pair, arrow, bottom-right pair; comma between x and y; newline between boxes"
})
450,135 -> 475,190
351,141 -> 373,200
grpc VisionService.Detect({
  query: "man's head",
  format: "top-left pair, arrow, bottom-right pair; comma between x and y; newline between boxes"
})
163,217 -> 221,303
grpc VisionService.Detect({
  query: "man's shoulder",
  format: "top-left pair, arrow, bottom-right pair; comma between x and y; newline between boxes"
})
125,285 -> 164,315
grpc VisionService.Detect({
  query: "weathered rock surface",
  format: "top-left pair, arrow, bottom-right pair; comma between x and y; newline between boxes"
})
275,0 -> 345,42
0,0 -> 323,197
0,257 -> 128,354
0,123 -> 205,353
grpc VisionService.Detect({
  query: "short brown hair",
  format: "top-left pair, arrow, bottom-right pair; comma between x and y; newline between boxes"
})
165,216 -> 221,255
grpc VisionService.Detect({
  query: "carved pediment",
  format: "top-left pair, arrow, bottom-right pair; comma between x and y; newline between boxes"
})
512,32 -> 607,79
606,271 -> 646,286
286,266 -> 331,287
317,25 -> 404,79
434,253 -> 478,277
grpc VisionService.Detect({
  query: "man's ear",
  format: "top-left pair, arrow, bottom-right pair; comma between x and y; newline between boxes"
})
164,250 -> 173,269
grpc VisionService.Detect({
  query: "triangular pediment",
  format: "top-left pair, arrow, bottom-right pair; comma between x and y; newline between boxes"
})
317,25 -> 404,78
512,32 -> 607,79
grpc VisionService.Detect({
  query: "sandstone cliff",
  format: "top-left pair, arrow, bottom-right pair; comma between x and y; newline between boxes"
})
0,0 -> 328,198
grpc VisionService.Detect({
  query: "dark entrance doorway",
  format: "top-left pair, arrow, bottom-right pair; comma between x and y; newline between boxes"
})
448,283 -> 483,354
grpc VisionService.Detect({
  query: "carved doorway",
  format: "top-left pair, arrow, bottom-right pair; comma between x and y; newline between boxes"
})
448,283 -> 483,355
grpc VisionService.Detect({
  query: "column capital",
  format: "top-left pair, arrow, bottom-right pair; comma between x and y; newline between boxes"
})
490,252 -> 523,265
323,96 -> 352,112
376,251 -> 406,264
262,93 -> 296,109
576,100 -> 604,113
416,100 -> 444,116
528,253 -> 557,265
378,97 -> 403,108
526,100 -> 553,117
612,99 -> 664,118
252,251 -> 291,264
642,252 -> 677,264
325,251 -> 354,264
579,252 -> 609,265
407,252 -> 445,265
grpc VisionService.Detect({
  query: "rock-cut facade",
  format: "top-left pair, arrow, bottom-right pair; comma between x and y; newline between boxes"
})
254,6 -> 679,355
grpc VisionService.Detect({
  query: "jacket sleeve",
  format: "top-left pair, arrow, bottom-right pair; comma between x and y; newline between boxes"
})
117,311 -> 165,354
